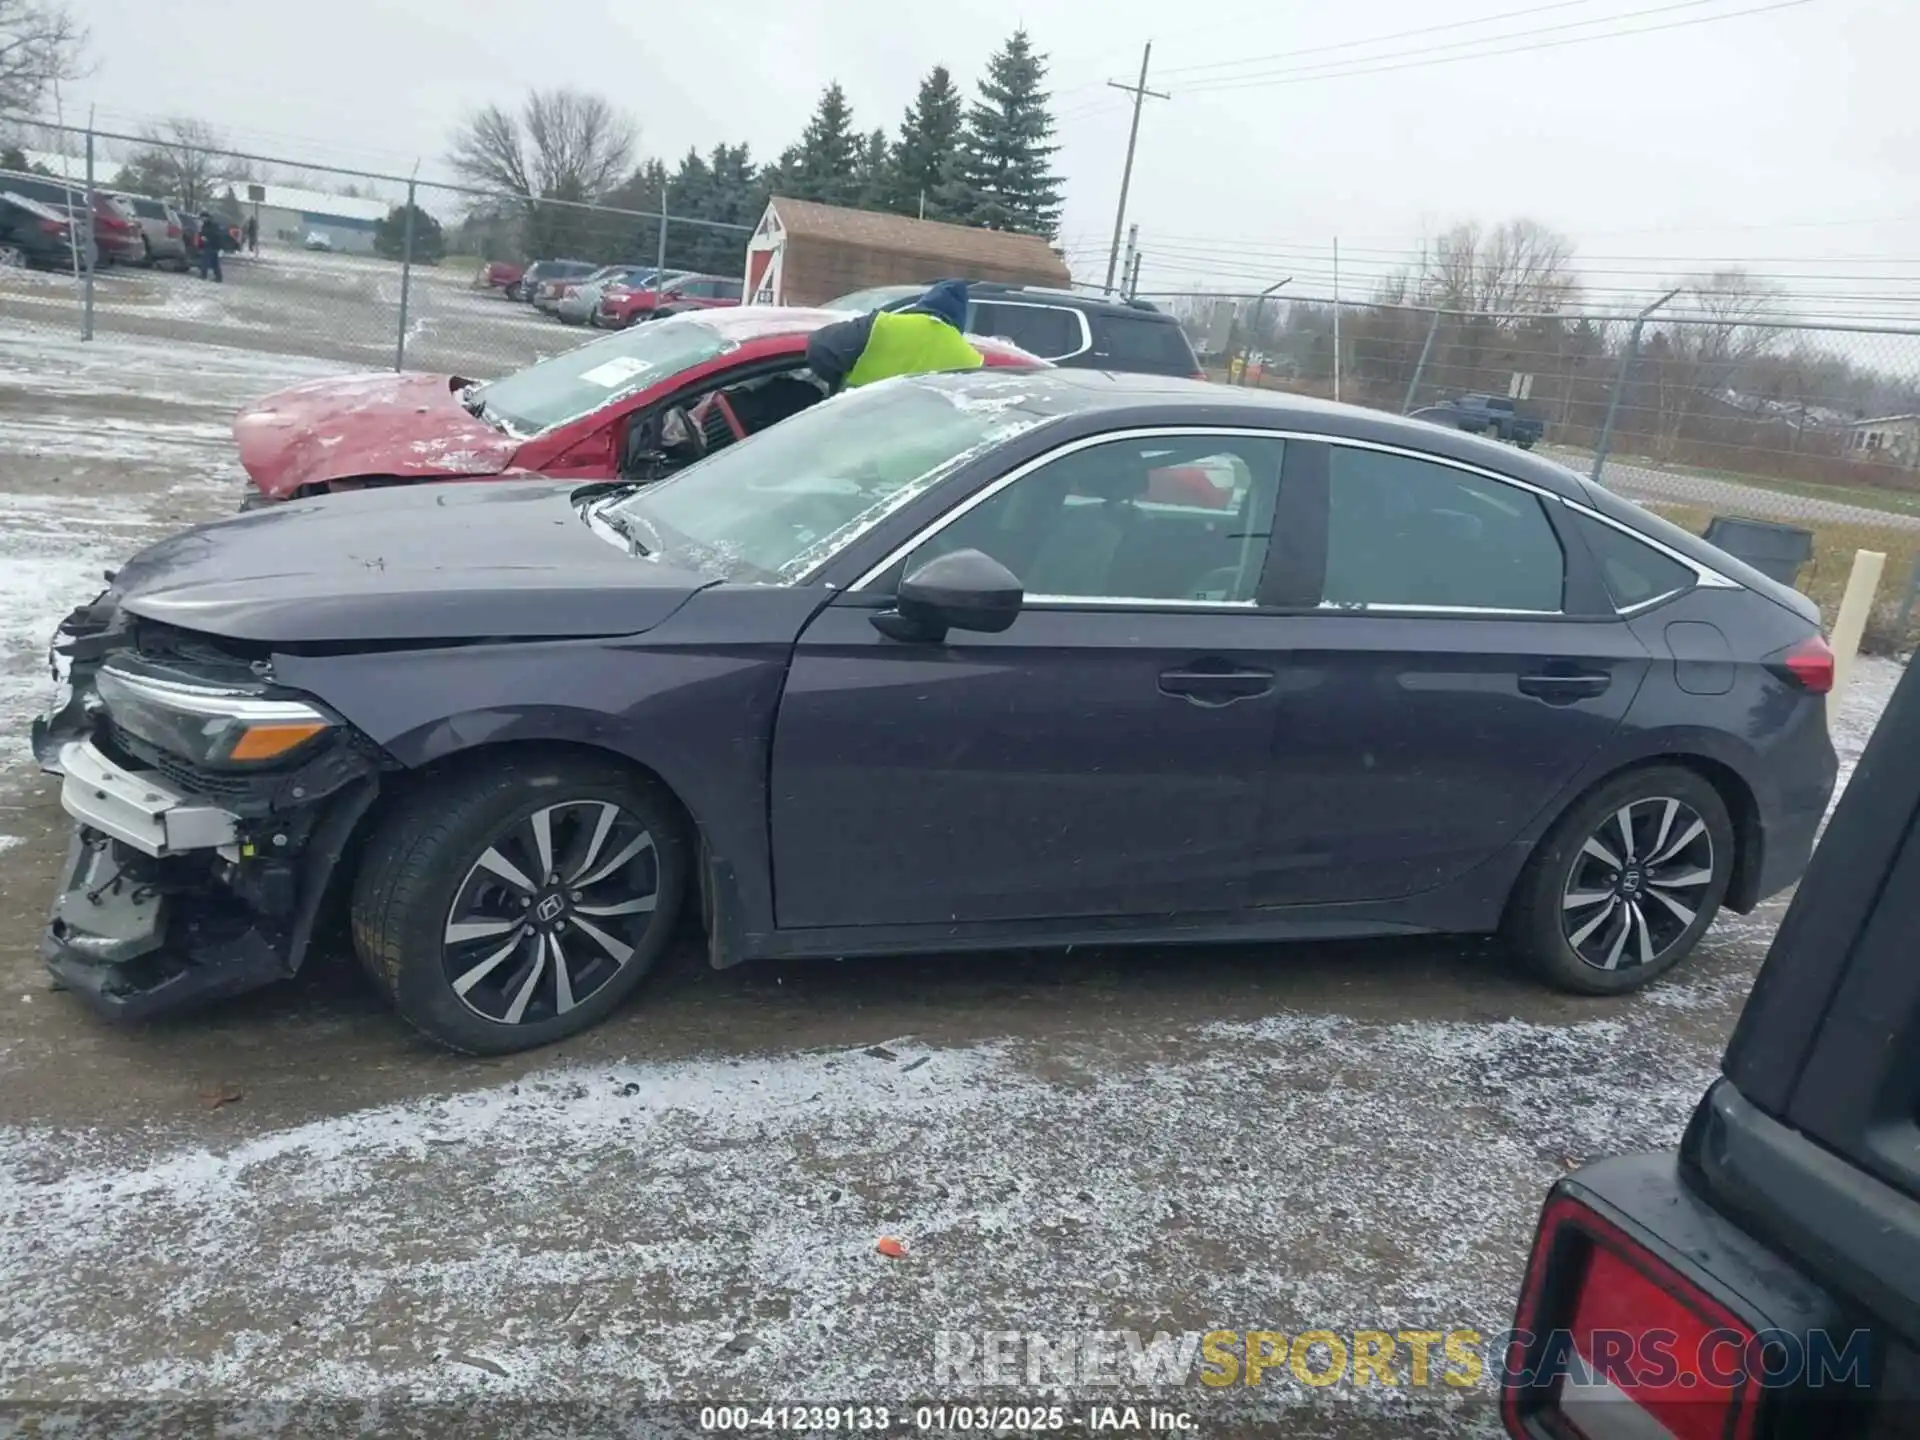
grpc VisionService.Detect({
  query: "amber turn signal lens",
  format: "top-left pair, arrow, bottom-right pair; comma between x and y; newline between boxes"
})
227,721 -> 330,761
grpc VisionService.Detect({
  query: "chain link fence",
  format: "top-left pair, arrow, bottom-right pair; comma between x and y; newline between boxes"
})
1158,289 -> 1920,652
0,117 -> 752,378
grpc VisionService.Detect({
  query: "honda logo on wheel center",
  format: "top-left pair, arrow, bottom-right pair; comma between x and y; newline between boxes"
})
535,895 -> 565,923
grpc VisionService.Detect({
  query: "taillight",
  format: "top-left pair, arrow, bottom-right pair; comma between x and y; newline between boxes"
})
1770,634 -> 1834,695
166,224 -> 180,238
1504,1194 -> 1762,1440
37,218 -> 65,235
1190,369 -> 1208,381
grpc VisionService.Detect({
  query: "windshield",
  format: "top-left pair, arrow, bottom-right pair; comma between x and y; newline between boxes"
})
601,374 -> 1062,583
474,316 -> 736,435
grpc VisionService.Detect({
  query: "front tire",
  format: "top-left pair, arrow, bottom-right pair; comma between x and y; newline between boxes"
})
1504,766 -> 1733,995
350,754 -> 688,1053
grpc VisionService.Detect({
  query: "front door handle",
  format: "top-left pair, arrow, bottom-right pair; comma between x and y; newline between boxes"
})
1517,668 -> 1612,705
1159,663 -> 1275,707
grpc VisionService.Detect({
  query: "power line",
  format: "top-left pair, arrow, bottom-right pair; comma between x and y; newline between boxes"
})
1176,0 -> 1812,93
1153,0 -> 1691,81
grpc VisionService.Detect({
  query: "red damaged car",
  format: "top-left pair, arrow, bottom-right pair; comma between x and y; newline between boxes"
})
233,307 -> 1045,507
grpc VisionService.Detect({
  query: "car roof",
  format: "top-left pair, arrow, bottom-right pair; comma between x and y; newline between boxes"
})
886,367 -> 1598,499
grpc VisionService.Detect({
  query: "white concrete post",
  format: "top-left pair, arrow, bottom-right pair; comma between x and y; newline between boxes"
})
1828,549 -> 1887,726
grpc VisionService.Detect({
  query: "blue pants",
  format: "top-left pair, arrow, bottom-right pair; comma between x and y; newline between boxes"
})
198,245 -> 222,282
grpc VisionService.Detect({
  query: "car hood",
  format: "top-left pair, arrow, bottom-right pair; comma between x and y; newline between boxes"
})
112,481 -> 713,644
233,370 -> 522,500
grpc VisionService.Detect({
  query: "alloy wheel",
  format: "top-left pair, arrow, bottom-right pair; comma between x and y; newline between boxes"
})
1560,795 -> 1715,972
0,246 -> 25,270
441,800 -> 660,1025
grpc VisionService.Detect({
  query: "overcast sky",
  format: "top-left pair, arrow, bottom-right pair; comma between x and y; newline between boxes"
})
54,0 -> 1916,321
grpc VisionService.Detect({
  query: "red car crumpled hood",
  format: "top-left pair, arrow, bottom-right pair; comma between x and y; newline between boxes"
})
233,371 -> 521,500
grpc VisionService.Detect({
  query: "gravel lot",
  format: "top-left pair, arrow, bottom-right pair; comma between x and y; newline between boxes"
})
0,329 -> 1904,1438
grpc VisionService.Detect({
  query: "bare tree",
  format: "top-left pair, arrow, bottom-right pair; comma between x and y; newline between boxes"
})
1416,218 -> 1578,315
447,89 -> 636,256
1645,268 -> 1787,458
119,116 -> 242,209
0,0 -> 87,115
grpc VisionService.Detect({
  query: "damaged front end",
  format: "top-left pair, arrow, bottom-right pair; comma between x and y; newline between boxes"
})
31,580 -> 126,776
41,623 -> 389,1021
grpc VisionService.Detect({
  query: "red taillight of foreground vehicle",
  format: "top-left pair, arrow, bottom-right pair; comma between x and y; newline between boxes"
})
1503,1195 -> 1762,1440
37,218 -> 67,235
1770,634 -> 1835,695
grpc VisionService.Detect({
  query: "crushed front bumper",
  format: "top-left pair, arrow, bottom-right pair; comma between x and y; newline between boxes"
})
42,737 -> 379,1022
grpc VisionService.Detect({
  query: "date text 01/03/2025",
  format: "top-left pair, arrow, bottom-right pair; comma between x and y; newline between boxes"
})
697,1404 -> 1199,1431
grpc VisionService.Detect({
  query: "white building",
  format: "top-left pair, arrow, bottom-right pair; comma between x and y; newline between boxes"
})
1847,414 -> 1920,469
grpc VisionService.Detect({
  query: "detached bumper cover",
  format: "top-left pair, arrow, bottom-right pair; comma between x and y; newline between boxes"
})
43,737 -> 380,1023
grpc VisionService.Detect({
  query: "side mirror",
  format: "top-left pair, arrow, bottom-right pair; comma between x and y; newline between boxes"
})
871,549 -> 1024,643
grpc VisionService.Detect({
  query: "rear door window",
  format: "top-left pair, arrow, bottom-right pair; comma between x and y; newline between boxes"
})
1096,314 -> 1201,375
1322,447 -> 1566,612
971,302 -> 1083,360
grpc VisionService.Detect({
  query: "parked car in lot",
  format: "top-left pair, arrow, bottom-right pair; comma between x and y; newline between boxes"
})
0,170 -> 142,264
0,191 -> 86,269
116,193 -> 189,268
599,272 -> 742,327
1502,660 -> 1913,1439
511,258 -> 595,302
303,230 -> 334,252
473,259 -> 525,292
532,263 -> 642,316
558,265 -> 664,325
825,281 -> 1206,379
1428,393 -> 1545,448
220,307 -> 1043,507
36,369 -> 1836,1053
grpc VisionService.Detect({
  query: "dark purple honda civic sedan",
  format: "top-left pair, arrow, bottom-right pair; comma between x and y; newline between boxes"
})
35,368 -> 1837,1053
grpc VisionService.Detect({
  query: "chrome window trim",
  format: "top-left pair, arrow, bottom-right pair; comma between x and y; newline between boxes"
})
842,424 -> 1742,616
972,299 -> 1093,362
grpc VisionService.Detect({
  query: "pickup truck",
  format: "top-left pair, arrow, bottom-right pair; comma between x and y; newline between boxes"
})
1432,393 -> 1543,448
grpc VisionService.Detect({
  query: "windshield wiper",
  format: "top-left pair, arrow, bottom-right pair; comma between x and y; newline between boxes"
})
592,502 -> 651,557
458,383 -> 491,421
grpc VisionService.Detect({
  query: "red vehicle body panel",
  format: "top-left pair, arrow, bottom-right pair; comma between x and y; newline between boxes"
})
476,261 -> 525,290
234,308 -> 1045,503
90,193 -> 144,263
599,279 -> 739,328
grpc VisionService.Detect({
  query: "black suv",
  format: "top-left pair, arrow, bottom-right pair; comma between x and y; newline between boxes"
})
1503,658 -> 1920,1437
825,282 -> 1204,378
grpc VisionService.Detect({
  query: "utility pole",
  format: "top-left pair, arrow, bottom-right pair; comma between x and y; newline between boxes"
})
1126,249 -> 1143,300
1103,42 -> 1168,296
1119,223 -> 1138,298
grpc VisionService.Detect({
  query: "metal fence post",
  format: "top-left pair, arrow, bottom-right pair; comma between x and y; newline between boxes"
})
394,176 -> 418,372
81,123 -> 96,341
1893,558 -> 1920,651
655,183 -> 669,283
1402,308 -> 1440,413
1591,288 -> 1679,484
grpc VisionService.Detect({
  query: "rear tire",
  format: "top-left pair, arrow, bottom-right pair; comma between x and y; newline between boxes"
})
350,754 -> 688,1054
1504,765 -> 1733,995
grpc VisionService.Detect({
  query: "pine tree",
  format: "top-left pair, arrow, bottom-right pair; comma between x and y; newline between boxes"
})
788,82 -> 860,206
952,29 -> 1064,238
886,65 -> 964,220
853,129 -> 891,209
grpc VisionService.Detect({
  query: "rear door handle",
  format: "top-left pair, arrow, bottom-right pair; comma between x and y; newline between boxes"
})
1517,669 -> 1612,705
1159,664 -> 1275,706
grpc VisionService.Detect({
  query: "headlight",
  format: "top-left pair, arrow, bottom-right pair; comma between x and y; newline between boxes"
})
96,664 -> 336,768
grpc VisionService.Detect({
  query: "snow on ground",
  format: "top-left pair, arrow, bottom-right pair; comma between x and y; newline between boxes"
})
0,1002 -> 1718,1425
